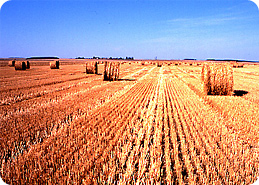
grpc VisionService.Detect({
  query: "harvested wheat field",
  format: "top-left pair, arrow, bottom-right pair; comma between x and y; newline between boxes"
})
0,59 -> 259,184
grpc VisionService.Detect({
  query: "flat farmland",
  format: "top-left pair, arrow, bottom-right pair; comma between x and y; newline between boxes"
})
1,60 -> 259,184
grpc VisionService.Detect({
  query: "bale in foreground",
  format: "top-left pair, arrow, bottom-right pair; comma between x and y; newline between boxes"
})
86,61 -> 98,74
104,61 -> 120,81
201,63 -> 233,95
50,61 -> 59,69
15,61 -> 26,70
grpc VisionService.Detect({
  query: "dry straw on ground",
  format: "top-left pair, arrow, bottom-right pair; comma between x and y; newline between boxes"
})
201,63 -> 233,95
86,61 -> 98,74
104,61 -> 120,81
50,61 -> 59,69
15,61 -> 26,70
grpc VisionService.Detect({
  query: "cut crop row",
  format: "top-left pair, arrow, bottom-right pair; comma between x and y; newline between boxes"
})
165,75 -> 259,184
2,68 -> 159,184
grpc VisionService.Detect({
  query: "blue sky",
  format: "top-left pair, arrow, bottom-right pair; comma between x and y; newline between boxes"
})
0,0 -> 259,60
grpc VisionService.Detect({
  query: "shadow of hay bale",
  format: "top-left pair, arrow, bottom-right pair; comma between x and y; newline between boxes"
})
117,78 -> 136,81
233,90 -> 248,96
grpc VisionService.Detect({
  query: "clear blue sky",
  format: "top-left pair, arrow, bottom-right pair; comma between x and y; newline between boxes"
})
0,0 -> 259,60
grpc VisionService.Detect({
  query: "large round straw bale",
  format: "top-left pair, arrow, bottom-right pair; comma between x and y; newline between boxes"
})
201,64 -> 210,92
103,61 -> 120,81
50,61 -> 59,69
103,61 -> 108,80
231,62 -> 244,68
201,63 -> 233,95
114,62 -> 120,80
238,63 -> 244,68
234,63 -> 244,68
15,61 -> 26,70
157,62 -> 162,67
86,61 -> 98,74
26,61 -> 30,69
8,60 -> 15,67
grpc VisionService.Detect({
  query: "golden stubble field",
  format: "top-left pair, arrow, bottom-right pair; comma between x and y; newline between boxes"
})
0,59 -> 259,184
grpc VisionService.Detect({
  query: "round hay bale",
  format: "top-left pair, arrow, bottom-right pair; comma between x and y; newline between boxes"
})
50,61 -> 59,69
103,61 -> 120,81
201,64 -> 209,90
8,60 -> 15,67
232,62 -> 244,68
114,62 -> 120,80
232,63 -> 238,68
15,61 -> 26,70
103,61 -> 108,80
157,61 -> 162,67
86,61 -> 98,74
202,63 -> 233,95
237,63 -> 244,68
26,61 -> 30,69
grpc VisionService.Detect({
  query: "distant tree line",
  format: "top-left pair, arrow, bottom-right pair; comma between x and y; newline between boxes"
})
184,58 -> 197,60
207,59 -> 243,62
26,57 -> 59,60
90,56 -> 134,60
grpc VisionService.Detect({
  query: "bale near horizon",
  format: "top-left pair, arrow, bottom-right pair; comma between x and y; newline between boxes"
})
86,61 -> 98,74
26,61 -> 30,69
15,61 -> 26,70
8,60 -> 15,67
201,63 -> 233,95
104,61 -> 120,81
50,61 -> 59,69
